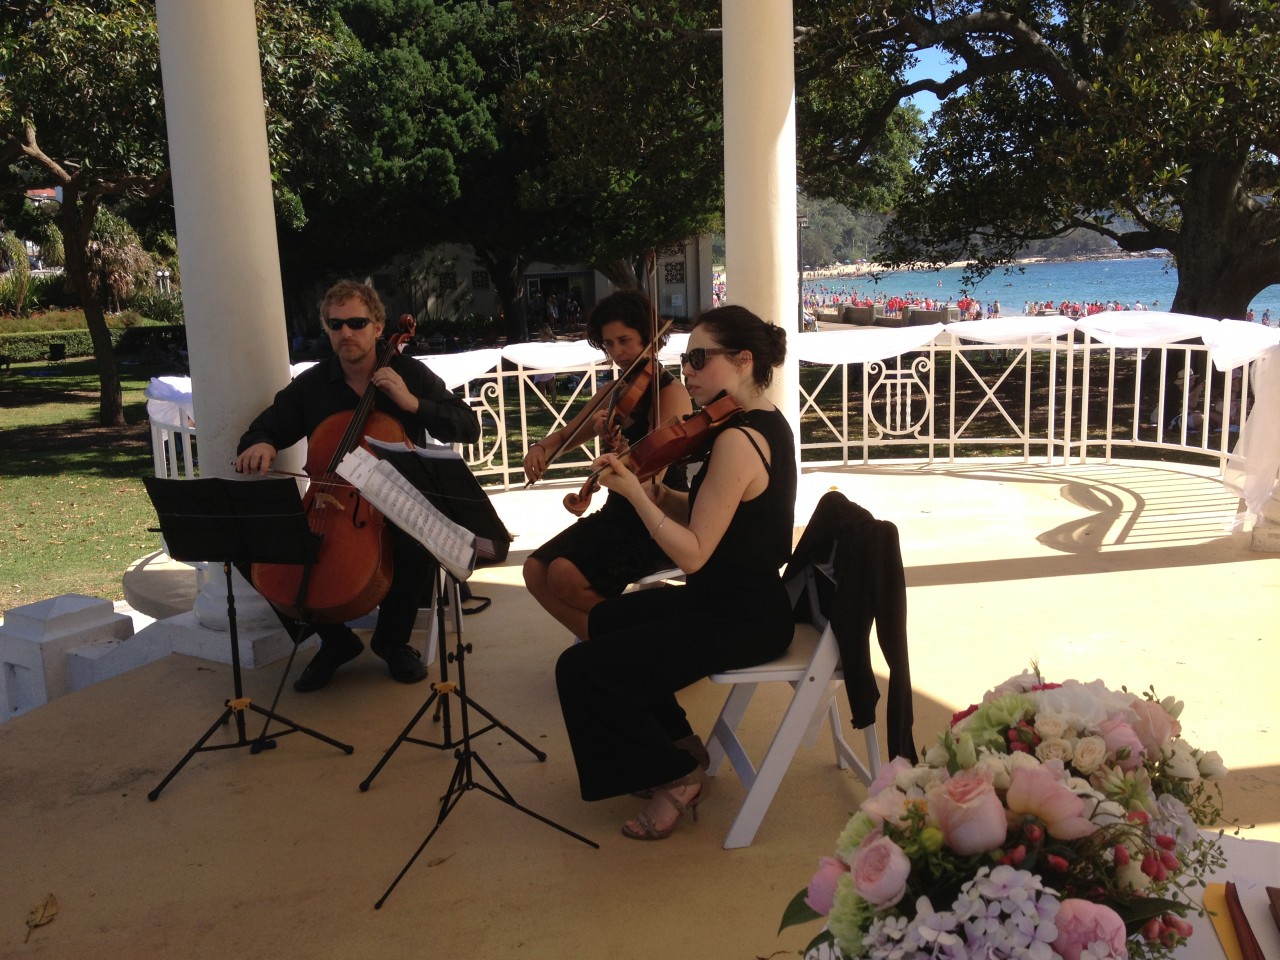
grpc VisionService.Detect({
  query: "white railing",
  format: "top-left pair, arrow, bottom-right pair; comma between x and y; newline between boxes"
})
144,315 -> 1280,498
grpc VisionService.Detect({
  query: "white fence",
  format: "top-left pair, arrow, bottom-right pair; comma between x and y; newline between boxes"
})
145,312 -> 1280,514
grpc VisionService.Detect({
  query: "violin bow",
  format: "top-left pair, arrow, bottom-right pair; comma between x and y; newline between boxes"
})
644,249 -> 662,433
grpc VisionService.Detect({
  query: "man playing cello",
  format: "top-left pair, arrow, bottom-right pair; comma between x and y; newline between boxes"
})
235,280 -> 480,691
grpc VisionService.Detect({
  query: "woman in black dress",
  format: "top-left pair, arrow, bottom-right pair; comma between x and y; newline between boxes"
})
555,305 -> 795,840
523,291 -> 692,640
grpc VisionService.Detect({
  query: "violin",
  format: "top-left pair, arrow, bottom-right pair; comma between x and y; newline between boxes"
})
527,317 -> 673,484
251,318 -> 417,623
562,393 -> 744,516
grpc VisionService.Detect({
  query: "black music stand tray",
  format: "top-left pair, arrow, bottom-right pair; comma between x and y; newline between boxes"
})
354,466 -> 597,909
142,477 -> 354,801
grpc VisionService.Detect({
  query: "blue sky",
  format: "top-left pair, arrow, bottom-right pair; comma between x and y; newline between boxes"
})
905,46 -> 952,117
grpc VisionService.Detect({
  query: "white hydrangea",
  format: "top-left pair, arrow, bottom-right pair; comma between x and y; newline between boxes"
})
1033,680 -> 1137,731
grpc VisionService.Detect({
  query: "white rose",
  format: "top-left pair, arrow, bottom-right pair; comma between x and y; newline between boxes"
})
902,764 -> 947,793
1196,749 -> 1227,779
1164,740 -> 1200,780
1035,737 -> 1075,764
1072,735 -> 1109,775
976,753 -> 1012,790
1034,713 -> 1069,740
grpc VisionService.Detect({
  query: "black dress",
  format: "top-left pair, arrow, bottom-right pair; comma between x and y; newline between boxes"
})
529,369 -> 687,599
554,407 -> 796,800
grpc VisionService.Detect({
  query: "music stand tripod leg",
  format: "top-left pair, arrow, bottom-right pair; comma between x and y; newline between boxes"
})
370,569 -> 597,909
142,478 -> 356,800
147,704 -> 236,801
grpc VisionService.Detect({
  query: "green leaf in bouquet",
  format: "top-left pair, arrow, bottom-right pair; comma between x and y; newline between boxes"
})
779,888 -> 822,933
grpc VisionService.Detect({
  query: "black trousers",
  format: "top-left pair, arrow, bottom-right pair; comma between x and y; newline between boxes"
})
555,578 -> 792,801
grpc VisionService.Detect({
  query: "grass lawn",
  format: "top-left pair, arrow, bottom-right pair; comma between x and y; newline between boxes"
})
1,356 -> 172,613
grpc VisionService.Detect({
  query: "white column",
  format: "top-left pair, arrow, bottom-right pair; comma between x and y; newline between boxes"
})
156,0 -> 296,479
154,1 -> 294,641
722,0 -> 800,435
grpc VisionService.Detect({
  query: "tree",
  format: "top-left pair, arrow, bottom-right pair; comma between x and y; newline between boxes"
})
1,0 -> 171,425
515,4 -> 726,277
518,2 -> 921,290
791,0 -> 1280,319
0,0 -> 358,425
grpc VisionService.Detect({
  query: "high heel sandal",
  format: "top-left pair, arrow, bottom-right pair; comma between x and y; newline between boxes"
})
631,735 -> 711,799
621,768 -> 709,841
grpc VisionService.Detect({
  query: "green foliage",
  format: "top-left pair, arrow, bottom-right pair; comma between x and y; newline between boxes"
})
86,207 -> 156,310
277,0 -> 509,289
514,2 -> 726,265
126,290 -> 184,325
1,230 -> 31,312
810,0 -> 1280,317
1,326 -> 124,362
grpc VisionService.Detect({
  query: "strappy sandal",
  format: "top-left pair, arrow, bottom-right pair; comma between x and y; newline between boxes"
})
621,768 -> 709,841
631,735 -> 711,799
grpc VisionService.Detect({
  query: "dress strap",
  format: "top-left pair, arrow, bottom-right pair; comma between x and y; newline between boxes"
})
731,424 -> 771,472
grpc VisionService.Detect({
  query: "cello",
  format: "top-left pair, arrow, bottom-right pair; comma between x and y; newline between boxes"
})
251,320 -> 417,623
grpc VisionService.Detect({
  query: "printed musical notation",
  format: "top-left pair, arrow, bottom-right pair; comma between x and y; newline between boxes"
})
335,447 -> 477,582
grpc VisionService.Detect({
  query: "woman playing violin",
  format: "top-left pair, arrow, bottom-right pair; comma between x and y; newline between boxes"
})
235,280 -> 479,691
555,305 -> 794,840
522,290 -> 693,640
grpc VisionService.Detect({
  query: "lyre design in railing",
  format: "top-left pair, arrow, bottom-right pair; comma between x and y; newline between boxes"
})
865,355 -> 933,440
459,379 -> 506,477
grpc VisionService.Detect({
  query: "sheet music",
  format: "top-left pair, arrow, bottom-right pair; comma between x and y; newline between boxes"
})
365,435 -> 461,461
335,448 -> 477,581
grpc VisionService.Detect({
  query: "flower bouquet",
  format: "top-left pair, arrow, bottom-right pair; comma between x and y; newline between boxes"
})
782,670 -> 1227,960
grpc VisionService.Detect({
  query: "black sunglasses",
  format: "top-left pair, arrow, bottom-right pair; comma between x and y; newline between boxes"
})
326,317 -> 373,331
680,347 -> 739,371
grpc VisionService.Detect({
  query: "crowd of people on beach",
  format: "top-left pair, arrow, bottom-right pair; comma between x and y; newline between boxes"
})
801,284 -> 1167,320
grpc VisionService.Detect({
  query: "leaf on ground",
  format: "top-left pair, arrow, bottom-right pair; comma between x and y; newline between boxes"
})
25,893 -> 57,941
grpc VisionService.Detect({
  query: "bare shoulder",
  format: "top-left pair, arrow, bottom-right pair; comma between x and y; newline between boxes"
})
711,421 -> 772,468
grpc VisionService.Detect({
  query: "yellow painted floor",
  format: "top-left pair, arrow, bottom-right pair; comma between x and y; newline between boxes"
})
2,460 -> 1277,959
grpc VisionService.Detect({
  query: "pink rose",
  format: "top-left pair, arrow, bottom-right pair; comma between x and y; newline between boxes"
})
1130,699 -> 1181,756
1052,898 -> 1128,960
851,836 -> 911,908
1006,766 -> 1097,840
805,855 -> 849,915
1098,716 -> 1146,771
868,755 -> 915,796
927,768 -> 1008,855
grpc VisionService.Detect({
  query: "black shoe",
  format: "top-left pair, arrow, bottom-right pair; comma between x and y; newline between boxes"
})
293,631 -> 363,692
372,642 -> 427,684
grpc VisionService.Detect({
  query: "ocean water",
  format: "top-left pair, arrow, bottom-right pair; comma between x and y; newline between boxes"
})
803,257 -> 1280,321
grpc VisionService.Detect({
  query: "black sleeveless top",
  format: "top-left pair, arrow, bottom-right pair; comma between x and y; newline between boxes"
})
687,406 -> 796,590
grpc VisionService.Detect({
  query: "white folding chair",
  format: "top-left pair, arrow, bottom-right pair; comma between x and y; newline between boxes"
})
704,562 -> 882,849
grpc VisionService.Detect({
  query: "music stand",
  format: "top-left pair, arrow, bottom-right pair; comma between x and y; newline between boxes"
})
351,454 -> 597,909
142,477 -> 354,800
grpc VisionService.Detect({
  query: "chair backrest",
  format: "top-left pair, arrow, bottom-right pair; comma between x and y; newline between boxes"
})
149,419 -> 198,479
